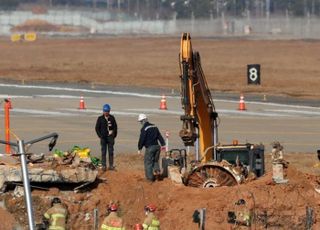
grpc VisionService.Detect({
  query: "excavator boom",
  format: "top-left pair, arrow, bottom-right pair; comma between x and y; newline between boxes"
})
179,33 -> 218,162
161,33 -> 265,188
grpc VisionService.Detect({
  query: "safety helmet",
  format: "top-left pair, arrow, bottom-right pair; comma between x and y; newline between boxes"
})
145,204 -> 156,212
51,197 -> 61,206
103,104 -> 111,112
109,203 -> 118,212
138,113 -> 147,122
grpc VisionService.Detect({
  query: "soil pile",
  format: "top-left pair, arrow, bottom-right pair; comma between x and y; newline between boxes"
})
11,19 -> 89,33
2,154 -> 320,229
0,207 -> 16,230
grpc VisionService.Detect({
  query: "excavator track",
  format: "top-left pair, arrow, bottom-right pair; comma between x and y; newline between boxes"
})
184,164 -> 238,188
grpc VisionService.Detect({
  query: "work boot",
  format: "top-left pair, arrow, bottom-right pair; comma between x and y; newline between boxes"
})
153,170 -> 162,181
108,166 -> 116,171
145,178 -> 155,184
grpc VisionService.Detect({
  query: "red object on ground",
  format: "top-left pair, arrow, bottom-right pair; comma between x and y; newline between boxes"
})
238,94 -> 246,111
79,96 -> 86,110
134,224 -> 143,230
159,95 -> 167,110
7,97 -> 12,109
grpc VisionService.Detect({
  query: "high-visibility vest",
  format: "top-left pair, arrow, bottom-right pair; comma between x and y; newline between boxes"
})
100,224 -> 125,230
100,212 -> 125,230
44,203 -> 67,230
142,218 -> 160,230
44,212 -> 67,230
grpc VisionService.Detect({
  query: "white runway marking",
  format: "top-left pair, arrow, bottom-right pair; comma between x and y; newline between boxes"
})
127,108 -> 295,117
216,99 -> 320,110
1,83 -> 320,118
0,94 -> 32,99
5,107 -> 314,118
61,108 -> 141,116
217,109 -> 294,117
265,109 -> 320,116
6,108 -> 75,116
0,83 -> 175,98
127,108 -> 181,115
33,95 -> 83,99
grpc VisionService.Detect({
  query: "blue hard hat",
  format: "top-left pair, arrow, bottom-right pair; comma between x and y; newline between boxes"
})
103,104 -> 111,112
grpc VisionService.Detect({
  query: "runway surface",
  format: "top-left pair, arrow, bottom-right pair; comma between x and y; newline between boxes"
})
0,82 -> 320,156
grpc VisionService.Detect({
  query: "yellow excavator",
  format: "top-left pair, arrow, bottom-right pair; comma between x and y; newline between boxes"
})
162,33 -> 265,188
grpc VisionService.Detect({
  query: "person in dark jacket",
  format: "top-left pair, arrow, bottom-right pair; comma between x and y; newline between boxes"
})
138,114 -> 165,182
95,104 -> 118,171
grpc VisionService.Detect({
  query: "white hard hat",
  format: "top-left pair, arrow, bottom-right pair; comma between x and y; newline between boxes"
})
138,113 -> 147,122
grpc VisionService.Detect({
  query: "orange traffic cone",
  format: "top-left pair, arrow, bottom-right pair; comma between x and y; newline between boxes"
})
238,94 -> 246,111
78,96 -> 86,110
159,95 -> 167,110
7,97 -> 12,109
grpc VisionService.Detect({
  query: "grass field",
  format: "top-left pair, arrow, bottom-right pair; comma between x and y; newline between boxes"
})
0,37 -> 320,98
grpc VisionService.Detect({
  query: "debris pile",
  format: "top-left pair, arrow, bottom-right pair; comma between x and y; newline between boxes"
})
0,146 -> 98,193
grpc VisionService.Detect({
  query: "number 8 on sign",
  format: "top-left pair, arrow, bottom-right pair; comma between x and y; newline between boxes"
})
249,68 -> 258,81
247,64 -> 260,85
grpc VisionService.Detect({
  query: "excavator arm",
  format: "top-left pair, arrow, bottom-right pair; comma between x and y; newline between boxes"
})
160,33 -> 264,188
179,33 -> 218,162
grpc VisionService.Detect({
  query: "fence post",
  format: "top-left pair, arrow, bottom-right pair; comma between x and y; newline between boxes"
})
306,206 -> 313,230
93,208 -> 99,230
165,131 -> 169,152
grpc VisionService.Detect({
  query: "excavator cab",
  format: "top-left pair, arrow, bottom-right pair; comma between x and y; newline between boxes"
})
216,143 -> 265,178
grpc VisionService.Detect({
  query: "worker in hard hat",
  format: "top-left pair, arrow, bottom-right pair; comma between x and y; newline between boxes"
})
100,203 -> 125,230
43,197 -> 68,230
95,104 -> 118,171
230,195 -> 254,228
142,204 -> 160,230
137,114 -> 165,182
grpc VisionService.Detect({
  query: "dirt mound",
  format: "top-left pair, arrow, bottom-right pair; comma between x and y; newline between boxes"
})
0,207 -> 16,230
2,154 -> 320,229
11,19 -> 89,32
12,19 -> 59,32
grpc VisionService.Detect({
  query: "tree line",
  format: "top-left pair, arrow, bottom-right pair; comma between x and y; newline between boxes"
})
1,0 -> 320,19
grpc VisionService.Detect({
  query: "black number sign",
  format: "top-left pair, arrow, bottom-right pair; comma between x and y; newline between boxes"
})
247,64 -> 261,85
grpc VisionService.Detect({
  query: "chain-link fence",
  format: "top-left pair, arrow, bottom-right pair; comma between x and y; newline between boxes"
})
1,10 -> 320,38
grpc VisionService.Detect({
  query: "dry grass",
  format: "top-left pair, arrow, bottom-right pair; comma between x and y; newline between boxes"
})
0,37 -> 319,98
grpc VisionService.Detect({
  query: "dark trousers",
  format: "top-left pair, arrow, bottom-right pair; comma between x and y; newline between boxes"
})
100,137 -> 114,168
144,145 -> 161,181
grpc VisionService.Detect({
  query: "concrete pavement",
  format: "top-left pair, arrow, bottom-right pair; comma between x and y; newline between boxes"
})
0,82 -> 320,156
